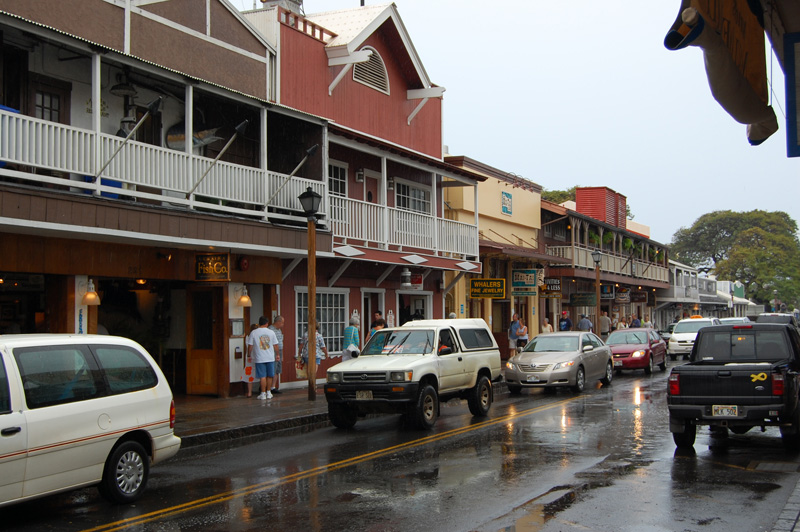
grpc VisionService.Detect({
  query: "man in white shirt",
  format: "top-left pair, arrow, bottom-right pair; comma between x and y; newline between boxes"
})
247,316 -> 279,400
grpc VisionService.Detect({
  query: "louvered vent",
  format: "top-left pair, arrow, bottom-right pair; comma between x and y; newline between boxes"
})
353,46 -> 389,94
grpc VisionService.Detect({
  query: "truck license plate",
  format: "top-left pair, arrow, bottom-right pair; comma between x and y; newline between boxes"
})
526,375 -> 539,383
356,390 -> 373,400
712,405 -> 738,417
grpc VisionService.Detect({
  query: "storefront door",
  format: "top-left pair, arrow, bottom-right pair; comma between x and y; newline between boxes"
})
186,286 -> 223,395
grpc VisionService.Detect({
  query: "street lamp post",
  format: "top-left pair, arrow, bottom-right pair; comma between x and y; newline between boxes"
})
774,289 -> 779,313
299,186 -> 322,401
591,250 -> 602,335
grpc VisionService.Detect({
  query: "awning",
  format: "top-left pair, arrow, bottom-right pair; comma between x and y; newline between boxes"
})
479,240 -> 570,263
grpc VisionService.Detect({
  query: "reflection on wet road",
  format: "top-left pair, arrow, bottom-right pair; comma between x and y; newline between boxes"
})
2,364 -> 798,532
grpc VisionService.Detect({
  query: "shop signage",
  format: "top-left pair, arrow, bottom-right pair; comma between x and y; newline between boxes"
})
600,284 -> 615,300
410,273 -> 424,291
570,293 -> 597,306
196,253 -> 230,281
511,269 -> 537,296
615,287 -> 631,303
540,277 -> 562,298
469,278 -> 505,299
501,191 -> 512,215
631,291 -> 648,303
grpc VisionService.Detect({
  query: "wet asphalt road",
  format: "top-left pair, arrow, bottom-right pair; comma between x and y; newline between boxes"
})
3,362 -> 800,532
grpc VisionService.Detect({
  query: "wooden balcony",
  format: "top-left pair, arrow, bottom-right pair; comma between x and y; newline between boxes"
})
547,244 -> 669,283
0,109 -> 326,226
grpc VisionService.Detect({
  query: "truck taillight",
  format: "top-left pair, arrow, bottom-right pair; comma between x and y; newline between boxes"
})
772,374 -> 785,396
668,373 -> 680,395
170,400 -> 176,428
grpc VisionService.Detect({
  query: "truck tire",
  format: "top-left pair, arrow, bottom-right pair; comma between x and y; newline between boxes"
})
571,366 -> 586,394
411,384 -> 438,430
672,421 -> 696,449
98,440 -> 149,504
780,408 -> 800,448
328,403 -> 358,429
467,375 -> 492,417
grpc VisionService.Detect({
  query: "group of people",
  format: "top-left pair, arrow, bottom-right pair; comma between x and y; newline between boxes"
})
515,310 -> 654,344
507,313 -> 529,349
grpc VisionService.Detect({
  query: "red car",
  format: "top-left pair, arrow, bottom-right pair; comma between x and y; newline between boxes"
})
606,327 -> 667,375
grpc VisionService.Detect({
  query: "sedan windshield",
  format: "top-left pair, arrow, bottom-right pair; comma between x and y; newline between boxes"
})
524,335 -> 579,353
606,331 -> 648,345
362,330 -> 434,355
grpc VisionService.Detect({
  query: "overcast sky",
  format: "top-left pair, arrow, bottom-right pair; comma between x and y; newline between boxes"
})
229,0 -> 800,244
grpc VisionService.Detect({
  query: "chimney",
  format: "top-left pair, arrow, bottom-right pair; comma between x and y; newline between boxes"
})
260,0 -> 303,15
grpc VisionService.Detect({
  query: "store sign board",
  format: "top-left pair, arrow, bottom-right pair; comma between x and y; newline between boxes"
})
570,293 -> 596,306
511,269 -> 537,296
470,278 -> 505,299
631,291 -> 648,303
540,277 -> 562,298
600,284 -> 615,300
196,253 -> 230,281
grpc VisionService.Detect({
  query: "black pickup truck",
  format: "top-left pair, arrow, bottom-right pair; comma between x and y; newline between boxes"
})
667,323 -> 800,448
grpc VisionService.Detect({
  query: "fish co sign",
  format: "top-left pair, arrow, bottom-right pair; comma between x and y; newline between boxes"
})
196,253 -> 230,281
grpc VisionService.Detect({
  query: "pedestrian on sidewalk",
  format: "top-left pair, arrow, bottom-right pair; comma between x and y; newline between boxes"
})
300,323 -> 329,377
599,311 -> 612,339
541,318 -> 553,333
342,317 -> 360,361
248,316 -> 279,400
577,314 -> 593,332
269,316 -> 285,394
243,323 -> 257,397
516,317 -> 529,349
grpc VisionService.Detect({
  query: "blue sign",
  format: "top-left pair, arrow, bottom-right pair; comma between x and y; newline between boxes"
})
501,191 -> 512,215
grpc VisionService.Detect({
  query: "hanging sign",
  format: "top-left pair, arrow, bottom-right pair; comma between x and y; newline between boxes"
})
470,278 -> 505,299
540,277 -> 561,298
196,253 -> 230,281
511,269 -> 537,296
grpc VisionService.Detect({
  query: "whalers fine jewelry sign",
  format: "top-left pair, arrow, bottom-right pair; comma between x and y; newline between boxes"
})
196,253 -> 230,281
470,278 -> 506,299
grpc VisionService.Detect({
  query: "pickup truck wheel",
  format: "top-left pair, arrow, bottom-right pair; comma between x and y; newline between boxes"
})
412,384 -> 438,430
98,440 -> 149,504
600,361 -> 613,385
644,356 -> 653,375
672,422 -> 696,449
328,403 -> 358,429
571,366 -> 586,394
507,385 -> 522,395
467,375 -> 492,417
780,408 -> 800,448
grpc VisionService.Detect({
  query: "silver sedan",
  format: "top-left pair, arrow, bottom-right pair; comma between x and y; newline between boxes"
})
505,331 -> 613,394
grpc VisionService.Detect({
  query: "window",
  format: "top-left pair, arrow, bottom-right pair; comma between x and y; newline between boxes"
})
353,46 -> 389,94
396,182 -> 430,214
459,328 -> 495,349
28,73 -> 71,125
0,358 -> 9,414
296,289 -> 349,353
14,346 -> 99,408
93,346 -> 157,394
328,162 -> 348,197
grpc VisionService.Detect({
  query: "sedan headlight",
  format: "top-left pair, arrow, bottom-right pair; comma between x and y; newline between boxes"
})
631,350 -> 645,358
506,361 -> 516,371
327,372 -> 342,383
553,361 -> 575,370
390,371 -> 413,382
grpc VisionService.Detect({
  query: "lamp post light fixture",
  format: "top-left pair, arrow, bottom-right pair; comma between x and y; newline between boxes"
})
299,186 -> 323,401
591,250 -> 602,334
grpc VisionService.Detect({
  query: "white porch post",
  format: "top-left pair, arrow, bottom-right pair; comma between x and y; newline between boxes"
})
92,54 -> 102,196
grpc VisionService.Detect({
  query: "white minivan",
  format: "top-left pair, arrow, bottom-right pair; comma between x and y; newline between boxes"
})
0,334 -> 181,506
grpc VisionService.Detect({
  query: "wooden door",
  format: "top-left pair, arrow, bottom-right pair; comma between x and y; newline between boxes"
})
186,286 -> 223,395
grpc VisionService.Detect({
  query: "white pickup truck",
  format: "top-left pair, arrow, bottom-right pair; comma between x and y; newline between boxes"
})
324,318 -> 502,429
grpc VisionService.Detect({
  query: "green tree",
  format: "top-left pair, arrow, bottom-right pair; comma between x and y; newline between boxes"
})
671,210 -> 800,306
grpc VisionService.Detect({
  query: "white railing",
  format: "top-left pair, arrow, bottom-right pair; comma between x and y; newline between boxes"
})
328,196 -> 478,258
547,245 -> 669,283
0,109 -> 326,224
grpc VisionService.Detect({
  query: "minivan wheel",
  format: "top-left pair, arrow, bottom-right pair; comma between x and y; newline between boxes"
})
411,384 -> 438,430
467,375 -> 492,417
98,440 -> 149,504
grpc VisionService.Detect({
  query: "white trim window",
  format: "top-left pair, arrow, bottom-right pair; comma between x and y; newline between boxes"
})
295,288 -> 350,353
353,46 -> 390,95
395,181 -> 431,214
328,160 -> 348,197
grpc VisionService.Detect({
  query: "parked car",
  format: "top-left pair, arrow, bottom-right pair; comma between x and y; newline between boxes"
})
659,323 -> 676,344
605,328 -> 667,375
719,316 -> 751,325
0,334 -> 181,507
325,319 -> 502,430
667,316 -> 721,361
504,332 -> 613,394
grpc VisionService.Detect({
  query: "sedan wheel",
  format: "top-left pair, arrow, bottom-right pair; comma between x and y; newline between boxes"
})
571,366 -> 585,394
600,361 -> 613,385
644,355 -> 653,375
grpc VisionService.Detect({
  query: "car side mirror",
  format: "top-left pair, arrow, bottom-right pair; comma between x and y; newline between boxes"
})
582,344 -> 593,352
439,347 -> 453,355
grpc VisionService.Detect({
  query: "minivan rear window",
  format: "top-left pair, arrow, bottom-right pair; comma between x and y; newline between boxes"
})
14,346 -> 99,408
93,346 -> 157,394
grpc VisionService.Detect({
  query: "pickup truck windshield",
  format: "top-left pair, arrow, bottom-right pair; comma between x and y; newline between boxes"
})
695,330 -> 790,362
362,330 -> 435,355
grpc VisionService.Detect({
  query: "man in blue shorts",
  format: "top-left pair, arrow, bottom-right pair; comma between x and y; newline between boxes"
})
247,316 -> 279,400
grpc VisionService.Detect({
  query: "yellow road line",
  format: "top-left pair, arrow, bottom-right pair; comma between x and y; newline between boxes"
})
82,396 -> 578,532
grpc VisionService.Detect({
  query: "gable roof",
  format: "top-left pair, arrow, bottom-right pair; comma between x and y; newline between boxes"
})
307,3 -> 433,89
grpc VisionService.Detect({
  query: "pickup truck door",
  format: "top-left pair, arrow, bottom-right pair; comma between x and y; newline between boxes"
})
437,329 -> 467,391
0,351 -> 27,504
